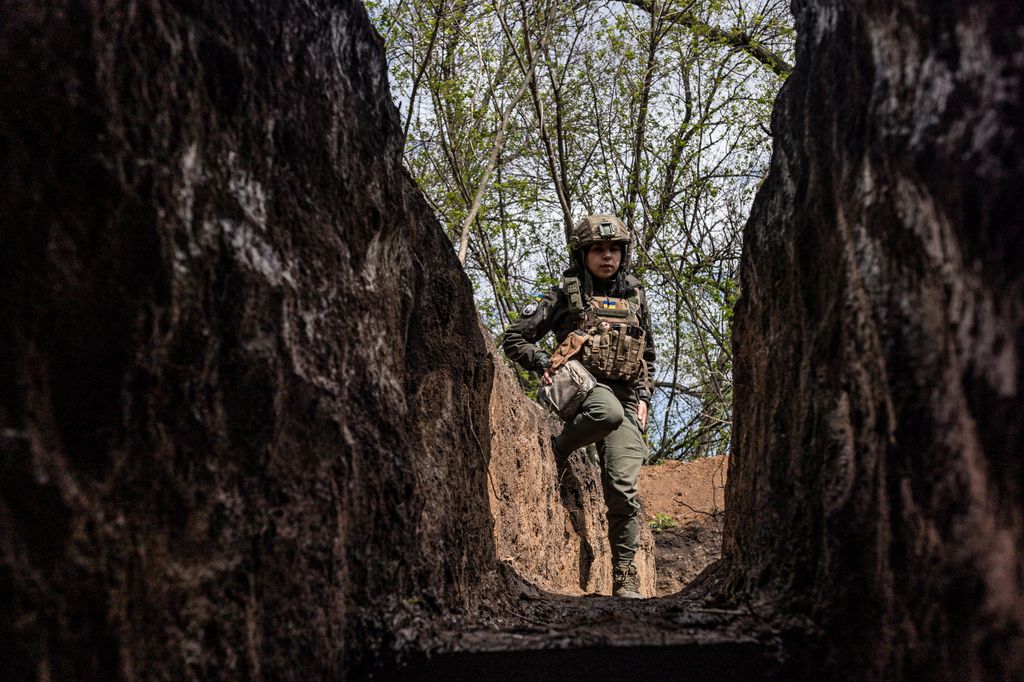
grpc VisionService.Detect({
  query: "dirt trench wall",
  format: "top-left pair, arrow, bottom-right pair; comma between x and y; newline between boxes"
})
0,1 -> 496,678
485,335 -> 656,597
726,0 -> 1023,679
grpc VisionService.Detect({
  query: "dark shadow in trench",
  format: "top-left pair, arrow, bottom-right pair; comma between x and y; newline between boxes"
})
553,446 -> 598,591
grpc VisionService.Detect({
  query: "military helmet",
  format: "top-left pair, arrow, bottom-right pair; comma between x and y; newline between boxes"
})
566,214 -> 632,267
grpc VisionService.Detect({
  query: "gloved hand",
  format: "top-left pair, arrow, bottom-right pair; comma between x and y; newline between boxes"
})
534,353 -> 552,373
535,353 -> 554,386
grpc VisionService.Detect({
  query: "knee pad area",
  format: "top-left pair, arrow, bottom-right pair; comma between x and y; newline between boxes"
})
603,487 -> 640,517
585,389 -> 624,430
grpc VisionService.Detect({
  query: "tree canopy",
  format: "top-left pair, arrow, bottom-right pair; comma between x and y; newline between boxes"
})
368,0 -> 794,461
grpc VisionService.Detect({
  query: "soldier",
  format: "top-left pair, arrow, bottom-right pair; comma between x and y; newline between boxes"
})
502,214 -> 656,599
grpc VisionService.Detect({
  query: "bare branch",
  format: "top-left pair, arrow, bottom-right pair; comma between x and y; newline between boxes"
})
403,0 -> 446,143
458,1 -> 556,263
618,0 -> 793,77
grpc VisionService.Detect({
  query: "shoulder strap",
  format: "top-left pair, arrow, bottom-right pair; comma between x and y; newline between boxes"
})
622,275 -> 643,310
562,275 -> 586,322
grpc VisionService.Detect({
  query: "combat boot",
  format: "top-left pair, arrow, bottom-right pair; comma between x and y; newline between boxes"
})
612,564 -> 642,599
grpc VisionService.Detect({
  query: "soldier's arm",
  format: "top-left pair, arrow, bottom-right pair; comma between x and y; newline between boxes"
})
636,285 -> 657,405
501,289 -> 561,372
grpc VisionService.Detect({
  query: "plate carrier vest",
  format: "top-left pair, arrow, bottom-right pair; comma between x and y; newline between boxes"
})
550,275 -> 648,384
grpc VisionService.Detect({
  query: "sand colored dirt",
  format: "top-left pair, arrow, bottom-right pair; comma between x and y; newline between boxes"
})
639,456 -> 729,596
640,456 -> 728,523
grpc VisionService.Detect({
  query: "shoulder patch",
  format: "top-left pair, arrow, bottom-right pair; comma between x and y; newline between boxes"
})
522,301 -> 539,316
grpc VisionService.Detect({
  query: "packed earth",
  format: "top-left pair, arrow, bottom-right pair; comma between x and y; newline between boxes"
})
640,456 -> 728,596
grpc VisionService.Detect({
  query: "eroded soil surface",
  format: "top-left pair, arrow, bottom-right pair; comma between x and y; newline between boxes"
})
640,456 -> 728,596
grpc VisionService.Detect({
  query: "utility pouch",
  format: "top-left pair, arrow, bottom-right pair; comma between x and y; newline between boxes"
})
537,359 -> 596,421
549,330 -> 589,371
581,324 -> 646,383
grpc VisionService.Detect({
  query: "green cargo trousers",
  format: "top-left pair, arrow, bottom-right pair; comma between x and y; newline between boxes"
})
553,382 -> 647,570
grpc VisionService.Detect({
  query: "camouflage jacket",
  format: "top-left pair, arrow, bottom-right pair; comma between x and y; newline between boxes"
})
501,273 -> 657,403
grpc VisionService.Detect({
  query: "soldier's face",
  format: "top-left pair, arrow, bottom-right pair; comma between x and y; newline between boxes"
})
585,243 -> 622,280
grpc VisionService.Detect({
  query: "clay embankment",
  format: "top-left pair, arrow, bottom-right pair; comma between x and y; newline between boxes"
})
640,456 -> 728,596
1,1 -> 501,677
725,0 -> 1024,676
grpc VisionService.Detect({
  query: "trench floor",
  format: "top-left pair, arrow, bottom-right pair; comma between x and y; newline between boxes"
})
393,588 -> 783,680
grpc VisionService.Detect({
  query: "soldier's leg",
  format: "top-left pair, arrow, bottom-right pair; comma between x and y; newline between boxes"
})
553,385 -> 624,455
598,405 -> 646,570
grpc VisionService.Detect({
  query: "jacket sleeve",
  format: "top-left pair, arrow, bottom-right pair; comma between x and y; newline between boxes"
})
636,285 -> 657,404
501,288 -> 561,372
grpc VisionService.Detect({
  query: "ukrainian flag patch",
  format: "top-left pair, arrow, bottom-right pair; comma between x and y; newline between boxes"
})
521,292 -> 543,317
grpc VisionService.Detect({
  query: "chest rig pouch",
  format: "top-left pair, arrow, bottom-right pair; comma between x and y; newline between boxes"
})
552,276 -> 647,384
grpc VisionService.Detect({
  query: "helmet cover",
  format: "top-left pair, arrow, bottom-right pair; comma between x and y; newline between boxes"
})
566,214 -> 632,268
